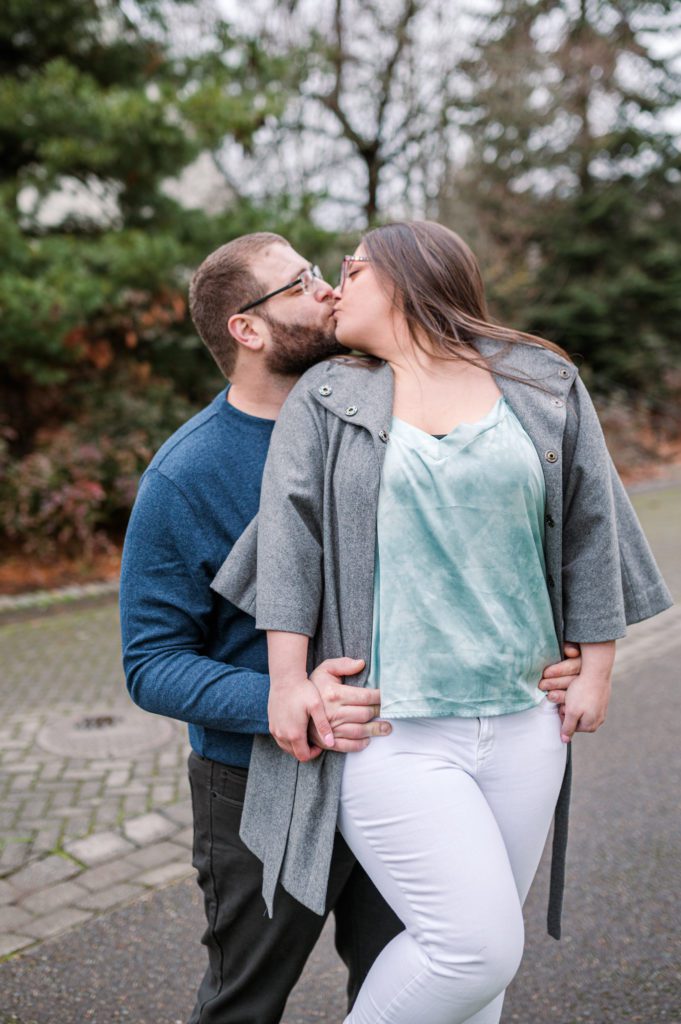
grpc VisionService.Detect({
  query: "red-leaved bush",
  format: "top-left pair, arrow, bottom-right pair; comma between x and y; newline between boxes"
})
0,373 -> 198,559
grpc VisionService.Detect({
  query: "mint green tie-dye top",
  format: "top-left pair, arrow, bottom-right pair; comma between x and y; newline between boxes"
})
368,395 -> 561,718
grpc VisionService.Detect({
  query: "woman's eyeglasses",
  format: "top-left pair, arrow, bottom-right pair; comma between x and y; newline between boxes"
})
237,265 -> 323,314
339,256 -> 371,292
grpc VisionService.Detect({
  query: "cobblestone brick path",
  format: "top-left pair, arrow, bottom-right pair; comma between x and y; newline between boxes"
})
0,603 -> 193,957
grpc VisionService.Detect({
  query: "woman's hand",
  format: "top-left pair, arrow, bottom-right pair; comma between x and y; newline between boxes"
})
559,640 -> 616,743
266,630 -> 334,762
268,676 -> 335,763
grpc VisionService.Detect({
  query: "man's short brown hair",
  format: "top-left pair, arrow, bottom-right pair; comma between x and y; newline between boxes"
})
189,232 -> 287,378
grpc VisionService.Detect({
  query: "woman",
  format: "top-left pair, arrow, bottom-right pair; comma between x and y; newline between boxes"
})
212,221 -> 672,1024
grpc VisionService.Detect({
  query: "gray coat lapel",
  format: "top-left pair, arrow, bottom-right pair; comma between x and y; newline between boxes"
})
473,338 -> 575,646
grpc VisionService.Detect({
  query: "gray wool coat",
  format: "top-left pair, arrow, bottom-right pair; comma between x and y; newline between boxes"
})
211,336 -> 673,940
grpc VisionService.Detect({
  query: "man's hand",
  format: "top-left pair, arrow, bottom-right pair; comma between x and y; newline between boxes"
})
309,657 -> 392,753
538,642 -> 582,720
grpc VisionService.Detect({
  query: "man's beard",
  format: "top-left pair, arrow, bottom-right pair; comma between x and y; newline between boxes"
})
261,312 -> 349,376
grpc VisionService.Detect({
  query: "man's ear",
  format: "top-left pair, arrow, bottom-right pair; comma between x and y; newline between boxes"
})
227,313 -> 267,352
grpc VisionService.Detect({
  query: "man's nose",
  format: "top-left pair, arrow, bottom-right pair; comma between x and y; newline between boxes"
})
313,279 -> 335,301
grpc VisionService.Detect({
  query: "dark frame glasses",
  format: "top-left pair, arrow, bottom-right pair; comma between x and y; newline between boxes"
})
237,265 -> 323,314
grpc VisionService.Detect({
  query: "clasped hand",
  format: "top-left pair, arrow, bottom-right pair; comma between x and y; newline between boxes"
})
269,643 -> 593,762
268,656 -> 389,762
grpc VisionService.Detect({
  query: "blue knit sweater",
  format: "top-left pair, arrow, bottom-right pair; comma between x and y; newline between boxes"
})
119,387 -> 274,767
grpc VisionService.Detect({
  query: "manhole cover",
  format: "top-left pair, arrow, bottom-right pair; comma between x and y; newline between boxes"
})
76,715 -> 122,730
37,707 -> 175,758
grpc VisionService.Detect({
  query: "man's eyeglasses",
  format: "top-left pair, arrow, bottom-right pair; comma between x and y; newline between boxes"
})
237,265 -> 323,314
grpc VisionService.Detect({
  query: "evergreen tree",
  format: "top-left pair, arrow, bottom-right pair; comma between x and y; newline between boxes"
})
0,0 -> 293,452
442,0 -> 681,397
0,0 -> 337,556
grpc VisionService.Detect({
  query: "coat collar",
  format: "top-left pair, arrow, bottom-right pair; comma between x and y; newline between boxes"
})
306,355 -> 394,440
307,339 -> 577,442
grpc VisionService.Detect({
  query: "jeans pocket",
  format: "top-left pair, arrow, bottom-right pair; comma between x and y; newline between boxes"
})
211,765 -> 247,806
211,789 -> 244,808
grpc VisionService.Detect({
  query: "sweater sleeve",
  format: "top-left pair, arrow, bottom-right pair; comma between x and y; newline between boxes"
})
120,469 -> 270,733
211,381 -> 325,638
561,374 -> 673,642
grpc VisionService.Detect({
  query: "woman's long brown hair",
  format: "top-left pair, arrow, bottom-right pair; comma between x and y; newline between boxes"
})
360,221 -> 572,386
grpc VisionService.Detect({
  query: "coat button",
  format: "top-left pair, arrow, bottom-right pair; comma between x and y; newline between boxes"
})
346,405 -> 358,416
545,450 -> 558,463
551,398 -> 564,407
547,574 -> 555,588
545,513 -> 555,528
318,385 -> 332,396
558,368 -> 570,379
378,429 -> 389,442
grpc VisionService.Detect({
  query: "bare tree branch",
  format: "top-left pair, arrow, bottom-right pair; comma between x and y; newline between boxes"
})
375,0 -> 421,138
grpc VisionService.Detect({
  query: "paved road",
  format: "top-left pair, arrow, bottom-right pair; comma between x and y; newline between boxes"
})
1,485 -> 679,1023
0,606 -> 194,956
0,605 -> 191,879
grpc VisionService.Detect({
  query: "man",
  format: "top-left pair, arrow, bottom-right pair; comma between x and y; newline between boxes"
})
120,232 -> 581,1024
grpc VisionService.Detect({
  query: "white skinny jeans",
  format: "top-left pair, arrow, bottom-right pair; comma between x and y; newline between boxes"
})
338,698 -> 567,1024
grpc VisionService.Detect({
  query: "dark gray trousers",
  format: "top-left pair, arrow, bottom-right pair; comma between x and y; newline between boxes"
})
187,752 -> 404,1024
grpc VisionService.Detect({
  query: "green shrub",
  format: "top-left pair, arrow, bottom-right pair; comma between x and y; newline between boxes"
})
0,371 -> 199,558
